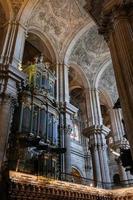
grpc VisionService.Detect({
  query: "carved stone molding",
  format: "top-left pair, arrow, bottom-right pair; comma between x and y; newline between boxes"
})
82,125 -> 110,138
85,0 -> 133,41
99,0 -> 133,41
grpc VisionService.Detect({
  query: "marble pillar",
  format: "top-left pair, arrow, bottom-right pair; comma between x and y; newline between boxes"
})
89,89 -> 103,126
88,125 -> 111,187
99,1 -> 133,157
83,89 -> 111,187
89,132 -> 102,185
113,109 -> 125,142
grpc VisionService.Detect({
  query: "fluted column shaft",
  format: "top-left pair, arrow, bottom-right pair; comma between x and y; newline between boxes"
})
113,109 -> 125,141
84,89 -> 111,186
90,144 -> 102,185
100,3 -> 133,156
100,133 -> 111,184
88,126 -> 111,186
89,89 -> 103,125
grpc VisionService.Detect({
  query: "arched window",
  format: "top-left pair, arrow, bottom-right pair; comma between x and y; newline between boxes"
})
71,167 -> 82,184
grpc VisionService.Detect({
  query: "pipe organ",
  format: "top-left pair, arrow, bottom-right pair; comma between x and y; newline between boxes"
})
8,57 -> 65,178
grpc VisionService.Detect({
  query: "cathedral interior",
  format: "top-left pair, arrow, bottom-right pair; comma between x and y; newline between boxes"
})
0,0 -> 133,199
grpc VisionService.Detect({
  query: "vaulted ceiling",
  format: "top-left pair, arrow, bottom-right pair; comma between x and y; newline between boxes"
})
1,0 -> 118,104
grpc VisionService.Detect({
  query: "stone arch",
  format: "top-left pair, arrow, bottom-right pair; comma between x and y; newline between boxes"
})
69,85 -> 82,93
69,62 -> 90,90
17,0 -> 39,24
99,88 -> 118,141
69,62 -> 91,128
99,88 -> 113,109
64,21 -> 95,65
27,26 -> 58,63
94,57 -> 112,89
72,166 -> 84,178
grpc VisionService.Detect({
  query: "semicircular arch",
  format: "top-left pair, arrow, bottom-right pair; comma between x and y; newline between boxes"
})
64,21 -> 95,65
94,57 -> 112,89
17,0 -> 39,24
72,166 -> 84,178
99,88 -> 117,136
69,62 -> 90,90
28,26 -> 58,63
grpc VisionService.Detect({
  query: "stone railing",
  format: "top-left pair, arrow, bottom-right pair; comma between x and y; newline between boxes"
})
8,171 -> 133,200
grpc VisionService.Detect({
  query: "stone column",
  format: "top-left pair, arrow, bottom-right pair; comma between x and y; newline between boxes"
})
99,1 -> 133,156
58,63 -> 72,175
88,125 -> 111,187
64,113 -> 72,175
83,88 -> 111,186
0,20 -> 26,174
113,108 -> 125,142
0,96 -> 15,168
100,130 -> 111,184
89,89 -> 103,126
89,132 -> 102,185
